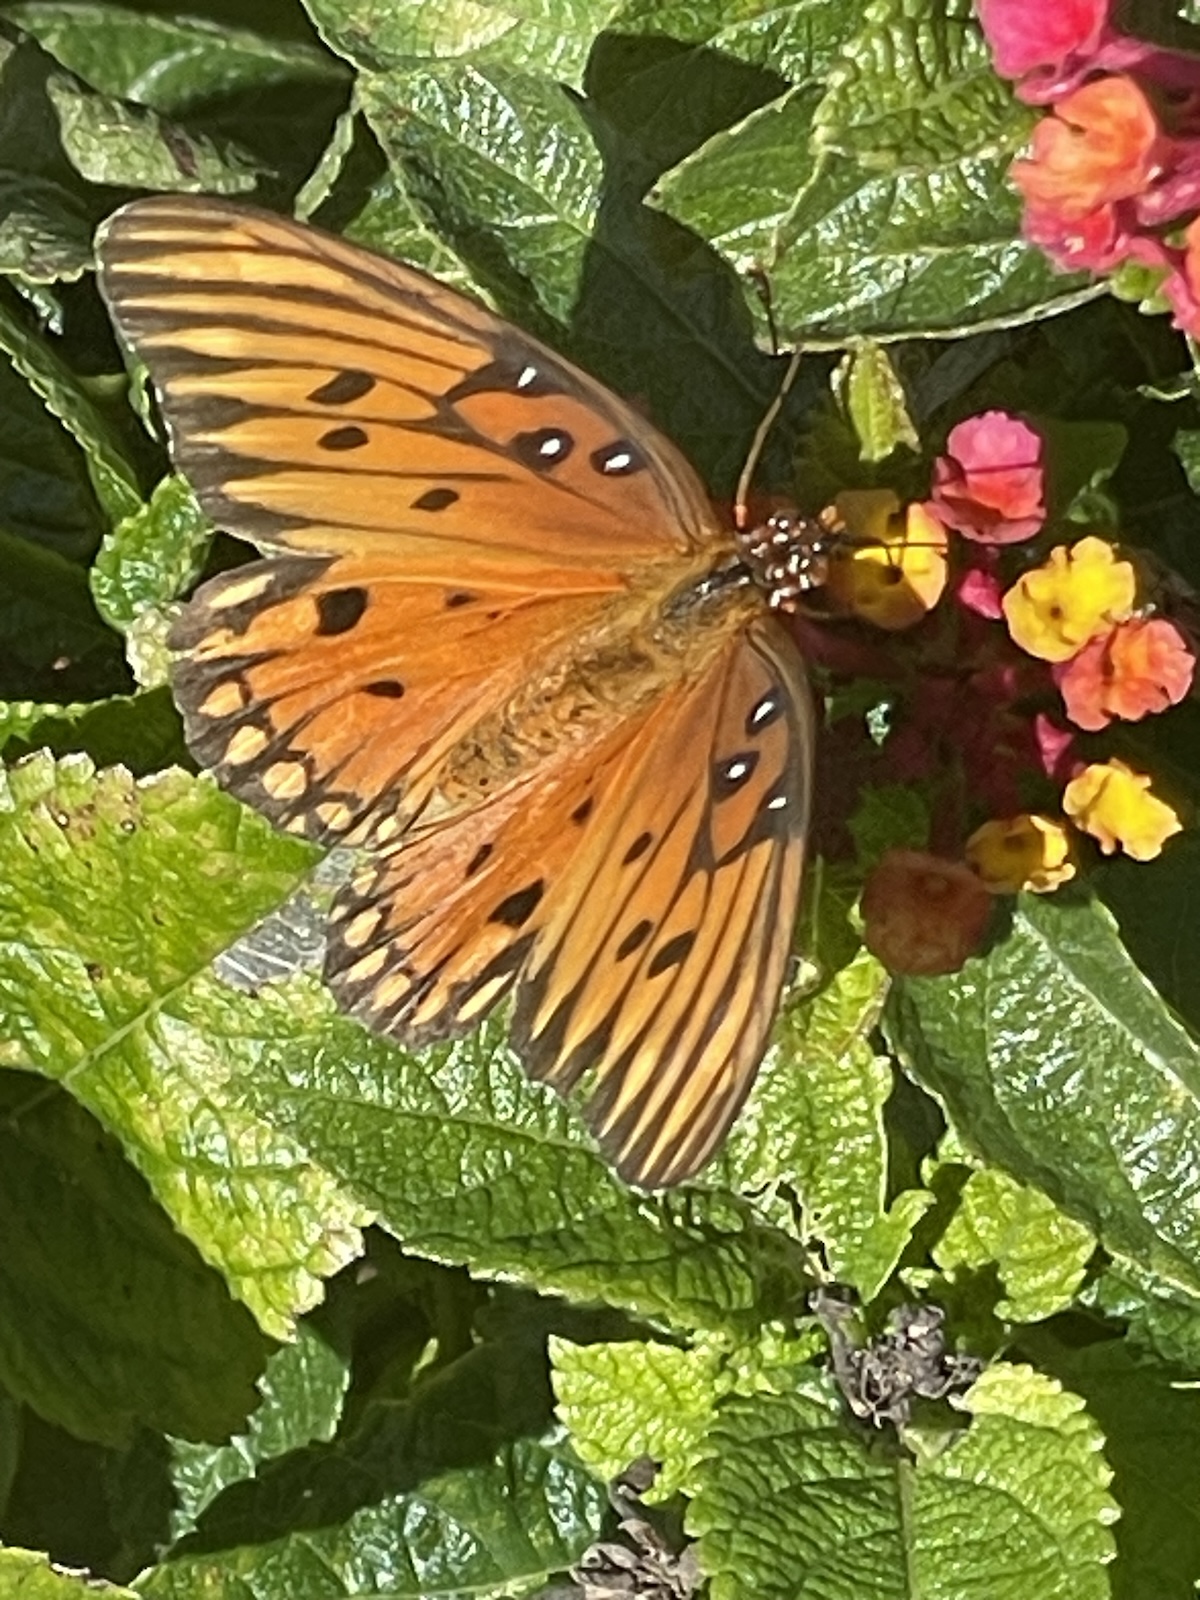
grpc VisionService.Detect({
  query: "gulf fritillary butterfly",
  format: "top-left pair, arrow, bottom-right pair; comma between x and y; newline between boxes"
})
97,196 -> 828,1188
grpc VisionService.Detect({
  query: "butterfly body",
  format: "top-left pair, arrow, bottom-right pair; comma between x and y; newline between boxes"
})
99,196 -> 818,1187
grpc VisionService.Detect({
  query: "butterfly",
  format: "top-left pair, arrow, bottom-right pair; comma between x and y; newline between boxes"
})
97,196 -> 828,1188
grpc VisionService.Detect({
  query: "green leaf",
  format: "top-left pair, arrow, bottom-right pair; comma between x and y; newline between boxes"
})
0,1072 -> 270,1449
305,0 -> 619,85
0,688 -> 186,774
0,756 -> 366,1338
0,37 -> 107,284
689,1364 -> 1116,1600
1088,1269 -> 1200,1369
934,1166 -> 1096,1323
725,948 -> 933,1301
889,890 -> 1200,1303
346,171 -> 481,289
168,1322 -> 350,1537
8,2 -> 346,114
358,62 -> 603,328
0,1550 -> 135,1597
247,1008 -> 808,1335
142,1432 -> 603,1600
0,172 -> 94,283
551,1336 -> 728,1500
924,1364 -> 1117,1596
657,0 -> 1091,343
90,476 -> 212,634
48,73 -> 264,195
1024,1332 -> 1200,1600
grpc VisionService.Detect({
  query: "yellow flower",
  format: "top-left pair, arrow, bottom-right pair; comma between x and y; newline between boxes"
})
1062,760 -> 1183,860
827,491 -> 948,630
966,814 -> 1076,894
1002,536 -> 1136,662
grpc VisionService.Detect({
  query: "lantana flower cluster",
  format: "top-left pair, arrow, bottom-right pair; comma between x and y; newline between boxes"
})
826,408 -> 1191,976
978,0 -> 1200,334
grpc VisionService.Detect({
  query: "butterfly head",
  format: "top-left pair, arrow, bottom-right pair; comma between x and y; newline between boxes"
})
735,509 -> 833,612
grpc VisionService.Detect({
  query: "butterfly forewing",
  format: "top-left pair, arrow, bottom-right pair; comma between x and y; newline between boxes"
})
98,196 -> 817,1186
97,197 -> 720,572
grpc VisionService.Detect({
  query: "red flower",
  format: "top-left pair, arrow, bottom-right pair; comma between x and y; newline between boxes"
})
861,850 -> 992,975
1054,616 -> 1195,729
930,411 -> 1046,545
1012,76 -> 1162,223
977,0 -> 1109,82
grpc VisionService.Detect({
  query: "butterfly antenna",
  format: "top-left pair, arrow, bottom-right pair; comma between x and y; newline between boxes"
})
735,347 -> 803,531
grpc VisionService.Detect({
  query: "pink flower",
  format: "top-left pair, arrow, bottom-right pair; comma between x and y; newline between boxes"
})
1054,616 -> 1195,729
930,411 -> 1046,544
977,0 -> 1110,82
958,563 -> 1006,618
1022,194 -> 1127,272
1034,715 -> 1076,782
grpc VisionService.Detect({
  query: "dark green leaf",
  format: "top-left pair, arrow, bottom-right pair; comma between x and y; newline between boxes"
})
0,1073 -> 270,1448
889,891 -> 1200,1301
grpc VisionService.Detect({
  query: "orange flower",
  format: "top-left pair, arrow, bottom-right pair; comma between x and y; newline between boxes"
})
827,492 -> 948,630
1012,76 -> 1162,223
1184,213 -> 1200,304
1062,760 -> 1182,860
966,814 -> 1076,894
860,850 -> 993,975
1002,536 -> 1136,662
1055,616 -> 1195,730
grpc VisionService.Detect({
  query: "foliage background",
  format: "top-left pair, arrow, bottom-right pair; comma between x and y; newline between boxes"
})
1,0 -> 1200,1595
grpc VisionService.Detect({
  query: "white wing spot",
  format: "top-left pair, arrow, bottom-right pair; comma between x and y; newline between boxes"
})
750,694 -> 779,729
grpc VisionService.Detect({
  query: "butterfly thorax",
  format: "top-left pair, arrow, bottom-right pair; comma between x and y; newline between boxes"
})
433,563 -> 761,816
734,510 -> 833,610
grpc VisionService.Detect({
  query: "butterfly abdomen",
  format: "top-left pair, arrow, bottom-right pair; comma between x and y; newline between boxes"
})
430,574 -> 761,816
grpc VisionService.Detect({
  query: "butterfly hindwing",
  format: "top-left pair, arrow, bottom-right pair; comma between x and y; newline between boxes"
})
170,550 -> 631,845
324,709 -> 660,1041
322,613 -> 811,1188
513,616 -> 812,1187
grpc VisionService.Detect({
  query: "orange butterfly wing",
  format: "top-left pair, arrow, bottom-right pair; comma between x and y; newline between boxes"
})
515,616 -> 811,1186
98,197 -> 815,1186
326,615 -> 810,1187
97,196 -> 716,570
99,196 -> 727,848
